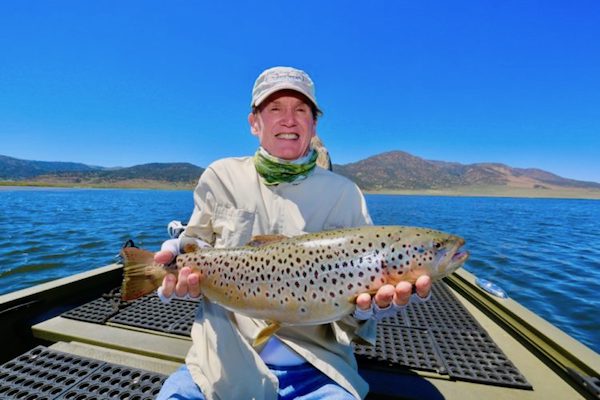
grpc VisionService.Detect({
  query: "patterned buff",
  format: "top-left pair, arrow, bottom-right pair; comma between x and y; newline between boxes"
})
254,147 -> 319,186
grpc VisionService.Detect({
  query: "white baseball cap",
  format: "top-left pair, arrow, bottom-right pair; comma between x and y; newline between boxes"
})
251,66 -> 321,113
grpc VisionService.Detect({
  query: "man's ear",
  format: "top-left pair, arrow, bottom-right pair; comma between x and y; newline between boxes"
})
248,112 -> 259,136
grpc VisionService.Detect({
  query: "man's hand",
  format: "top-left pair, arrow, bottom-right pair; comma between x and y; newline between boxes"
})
154,251 -> 202,301
355,275 -> 432,318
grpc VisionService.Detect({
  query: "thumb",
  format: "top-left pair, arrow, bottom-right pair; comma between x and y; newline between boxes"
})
155,250 -> 176,264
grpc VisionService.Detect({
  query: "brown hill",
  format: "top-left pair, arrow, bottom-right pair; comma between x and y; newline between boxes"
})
333,151 -> 600,191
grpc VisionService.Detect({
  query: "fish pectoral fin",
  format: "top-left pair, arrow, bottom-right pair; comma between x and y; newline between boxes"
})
245,235 -> 289,247
253,322 -> 281,348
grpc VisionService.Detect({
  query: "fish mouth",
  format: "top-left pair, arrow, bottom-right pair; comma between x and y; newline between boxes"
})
436,238 -> 469,271
450,237 -> 469,263
452,249 -> 469,263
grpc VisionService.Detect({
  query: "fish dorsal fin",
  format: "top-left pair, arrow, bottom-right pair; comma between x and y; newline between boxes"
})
246,235 -> 288,247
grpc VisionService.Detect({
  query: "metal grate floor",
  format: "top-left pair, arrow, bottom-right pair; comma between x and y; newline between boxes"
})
353,282 -> 532,389
108,296 -> 198,336
60,281 -> 532,389
62,292 -> 199,337
0,346 -> 167,400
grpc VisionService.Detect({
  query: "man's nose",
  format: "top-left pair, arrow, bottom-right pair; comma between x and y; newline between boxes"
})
280,109 -> 297,126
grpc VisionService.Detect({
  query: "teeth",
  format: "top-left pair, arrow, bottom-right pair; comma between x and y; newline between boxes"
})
276,133 -> 299,139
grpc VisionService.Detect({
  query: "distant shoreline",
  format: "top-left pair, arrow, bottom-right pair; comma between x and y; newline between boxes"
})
367,186 -> 600,200
2,181 -> 599,200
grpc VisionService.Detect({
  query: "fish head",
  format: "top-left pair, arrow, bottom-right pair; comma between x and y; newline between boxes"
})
386,227 -> 469,283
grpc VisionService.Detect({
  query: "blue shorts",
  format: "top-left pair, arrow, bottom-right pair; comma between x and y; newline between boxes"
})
156,363 -> 356,400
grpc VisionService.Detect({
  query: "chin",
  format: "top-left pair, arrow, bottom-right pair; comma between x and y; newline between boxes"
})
271,148 -> 305,160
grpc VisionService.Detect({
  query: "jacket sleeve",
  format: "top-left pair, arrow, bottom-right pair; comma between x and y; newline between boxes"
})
181,167 -> 219,247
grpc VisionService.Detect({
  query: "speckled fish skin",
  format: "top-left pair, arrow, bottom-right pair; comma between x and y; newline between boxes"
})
175,225 -> 468,325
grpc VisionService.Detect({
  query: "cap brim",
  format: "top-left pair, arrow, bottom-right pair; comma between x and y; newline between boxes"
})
253,84 -> 320,112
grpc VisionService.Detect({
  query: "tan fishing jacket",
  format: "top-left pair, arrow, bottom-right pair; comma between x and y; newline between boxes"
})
181,156 -> 373,399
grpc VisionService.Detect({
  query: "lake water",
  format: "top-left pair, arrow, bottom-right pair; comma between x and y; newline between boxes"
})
0,188 -> 598,353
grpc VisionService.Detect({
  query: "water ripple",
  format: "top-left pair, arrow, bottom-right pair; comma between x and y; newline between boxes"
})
369,195 -> 600,352
1,190 -> 598,353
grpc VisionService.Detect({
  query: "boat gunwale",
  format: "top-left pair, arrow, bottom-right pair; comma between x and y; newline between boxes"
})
446,268 -> 600,397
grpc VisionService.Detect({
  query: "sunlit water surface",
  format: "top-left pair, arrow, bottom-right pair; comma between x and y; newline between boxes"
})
0,188 -> 598,353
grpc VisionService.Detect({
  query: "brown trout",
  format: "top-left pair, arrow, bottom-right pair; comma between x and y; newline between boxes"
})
121,225 -> 468,344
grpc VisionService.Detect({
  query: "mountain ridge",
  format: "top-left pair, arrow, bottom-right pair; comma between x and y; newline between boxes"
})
1,152 -> 599,192
332,151 -> 600,190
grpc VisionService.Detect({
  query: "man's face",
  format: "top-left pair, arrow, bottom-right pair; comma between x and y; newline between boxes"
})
248,90 -> 317,160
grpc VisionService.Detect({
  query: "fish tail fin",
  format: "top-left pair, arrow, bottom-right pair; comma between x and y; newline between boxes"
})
253,322 -> 281,348
120,247 -> 167,301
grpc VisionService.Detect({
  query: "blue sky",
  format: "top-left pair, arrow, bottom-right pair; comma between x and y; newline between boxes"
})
1,1 -> 599,182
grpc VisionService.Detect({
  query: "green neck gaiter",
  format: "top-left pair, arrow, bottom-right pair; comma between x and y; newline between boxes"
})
253,147 -> 318,186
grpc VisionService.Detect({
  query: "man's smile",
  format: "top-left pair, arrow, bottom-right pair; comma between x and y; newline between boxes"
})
275,133 -> 300,140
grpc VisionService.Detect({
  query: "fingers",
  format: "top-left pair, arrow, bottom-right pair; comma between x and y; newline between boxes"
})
160,267 -> 202,300
175,267 -> 190,297
374,284 -> 395,308
174,267 -> 202,298
161,273 -> 177,298
187,270 -> 202,298
394,281 -> 413,306
366,276 -> 433,309
355,293 -> 372,311
415,275 -> 432,299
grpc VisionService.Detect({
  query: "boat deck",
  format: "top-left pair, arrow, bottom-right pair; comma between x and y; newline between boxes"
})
1,265 -> 598,399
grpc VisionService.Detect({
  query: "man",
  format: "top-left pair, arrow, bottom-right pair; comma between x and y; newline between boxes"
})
156,66 -> 431,399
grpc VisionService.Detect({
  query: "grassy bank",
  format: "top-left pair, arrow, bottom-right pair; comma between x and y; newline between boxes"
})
368,185 -> 600,200
0,180 -> 194,190
3,181 -> 600,199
